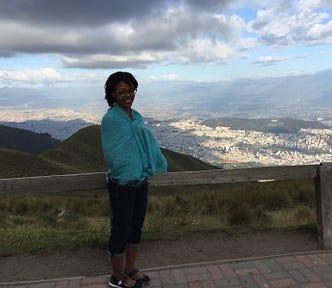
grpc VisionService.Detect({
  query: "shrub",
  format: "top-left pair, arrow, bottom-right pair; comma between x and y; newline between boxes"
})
38,213 -> 57,226
61,197 -> 109,217
292,206 -> 316,226
252,205 -> 273,226
227,202 -> 253,226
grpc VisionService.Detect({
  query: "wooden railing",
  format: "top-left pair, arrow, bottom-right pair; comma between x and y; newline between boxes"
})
1,162 -> 331,249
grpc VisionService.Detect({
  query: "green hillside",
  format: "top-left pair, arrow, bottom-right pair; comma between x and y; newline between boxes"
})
41,125 -> 216,172
0,149 -> 69,178
40,125 -> 107,173
0,125 -> 316,257
0,124 -> 60,154
161,148 -> 216,171
1,125 -> 216,178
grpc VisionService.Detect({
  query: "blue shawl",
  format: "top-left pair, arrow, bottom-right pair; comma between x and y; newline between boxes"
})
101,105 -> 167,185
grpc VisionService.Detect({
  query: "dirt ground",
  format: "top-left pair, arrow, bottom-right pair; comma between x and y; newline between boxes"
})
0,229 -> 321,282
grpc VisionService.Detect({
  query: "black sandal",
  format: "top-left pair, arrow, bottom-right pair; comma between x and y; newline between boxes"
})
108,274 -> 141,288
125,268 -> 151,286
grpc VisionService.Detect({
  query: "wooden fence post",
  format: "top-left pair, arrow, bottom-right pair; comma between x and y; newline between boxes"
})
315,162 -> 332,249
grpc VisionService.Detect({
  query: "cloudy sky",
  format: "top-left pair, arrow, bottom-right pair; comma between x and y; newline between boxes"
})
0,0 -> 332,120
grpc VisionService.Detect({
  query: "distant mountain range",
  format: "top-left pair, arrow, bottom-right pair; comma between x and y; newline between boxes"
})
131,68 -> 332,121
0,125 -> 216,179
1,116 -> 330,178
201,117 -> 330,133
0,119 -> 92,141
1,116 -> 330,142
1,69 -> 332,122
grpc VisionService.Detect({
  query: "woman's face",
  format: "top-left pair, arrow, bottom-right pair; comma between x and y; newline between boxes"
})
113,81 -> 136,112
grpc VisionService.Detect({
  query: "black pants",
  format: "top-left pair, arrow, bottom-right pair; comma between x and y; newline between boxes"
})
107,179 -> 148,256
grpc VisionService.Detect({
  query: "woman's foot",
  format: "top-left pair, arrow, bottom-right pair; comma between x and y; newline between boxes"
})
108,274 -> 141,288
125,268 -> 151,286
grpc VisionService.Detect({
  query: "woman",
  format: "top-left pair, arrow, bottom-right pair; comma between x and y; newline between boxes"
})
101,71 -> 167,288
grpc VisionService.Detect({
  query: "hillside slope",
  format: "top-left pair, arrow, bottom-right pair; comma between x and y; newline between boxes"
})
1,125 -> 216,178
0,149 -> 70,178
41,125 -> 216,172
0,124 -> 60,154
161,148 -> 216,171
40,125 -> 106,173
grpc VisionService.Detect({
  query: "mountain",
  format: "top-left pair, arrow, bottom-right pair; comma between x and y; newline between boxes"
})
159,148 -> 216,172
132,68 -> 332,120
40,125 -> 216,173
0,119 -> 93,141
0,125 -> 216,179
0,124 -> 60,154
0,149 -> 70,178
40,125 -> 107,173
201,117 -> 330,133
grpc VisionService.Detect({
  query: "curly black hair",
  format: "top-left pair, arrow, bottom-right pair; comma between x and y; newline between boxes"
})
104,71 -> 138,107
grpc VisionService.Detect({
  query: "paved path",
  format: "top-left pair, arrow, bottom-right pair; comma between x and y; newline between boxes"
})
1,251 -> 332,288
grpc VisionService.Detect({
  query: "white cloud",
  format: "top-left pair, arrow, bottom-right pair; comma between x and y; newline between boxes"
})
1,68 -> 331,122
175,39 -> 234,64
254,56 -> 288,66
0,67 -> 102,87
0,68 -> 62,86
247,0 -> 332,46
49,5 -> 252,68
61,52 -> 166,69
0,1 -> 255,68
0,0 -> 331,76
144,74 -> 178,82
306,21 -> 332,41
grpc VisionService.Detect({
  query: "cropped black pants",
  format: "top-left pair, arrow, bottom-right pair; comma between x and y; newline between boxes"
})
107,178 -> 148,256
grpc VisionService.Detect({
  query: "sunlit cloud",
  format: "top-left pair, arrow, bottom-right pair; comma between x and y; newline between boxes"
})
0,67 -> 103,87
254,56 -> 288,66
0,0 -> 331,118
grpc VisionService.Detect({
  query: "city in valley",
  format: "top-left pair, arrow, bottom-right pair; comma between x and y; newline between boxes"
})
1,109 -> 332,169
147,118 -> 332,168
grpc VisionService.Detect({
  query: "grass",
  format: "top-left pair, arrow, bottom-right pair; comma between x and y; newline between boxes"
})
0,178 -> 317,256
0,227 -> 108,256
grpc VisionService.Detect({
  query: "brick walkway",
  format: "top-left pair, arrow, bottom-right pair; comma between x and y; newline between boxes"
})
1,251 -> 332,288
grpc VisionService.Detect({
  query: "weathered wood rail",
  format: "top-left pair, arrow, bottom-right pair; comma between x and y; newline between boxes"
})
1,162 -> 331,249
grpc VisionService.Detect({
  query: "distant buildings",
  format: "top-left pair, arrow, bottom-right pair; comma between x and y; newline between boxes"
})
149,119 -> 332,167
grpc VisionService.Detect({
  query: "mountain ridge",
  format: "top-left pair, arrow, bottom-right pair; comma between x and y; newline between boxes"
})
2,116 -> 330,142
201,117 -> 330,133
0,125 -> 217,179
0,119 -> 92,141
0,124 -> 60,154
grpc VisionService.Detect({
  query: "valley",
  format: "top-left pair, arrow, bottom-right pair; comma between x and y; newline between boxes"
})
148,118 -> 332,168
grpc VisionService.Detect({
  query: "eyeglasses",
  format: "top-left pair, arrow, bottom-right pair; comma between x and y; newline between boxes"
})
116,89 -> 137,97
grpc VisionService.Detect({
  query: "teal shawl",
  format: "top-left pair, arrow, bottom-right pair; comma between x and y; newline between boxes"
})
101,105 -> 167,185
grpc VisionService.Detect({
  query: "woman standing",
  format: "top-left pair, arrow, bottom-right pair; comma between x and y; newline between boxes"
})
101,71 -> 167,288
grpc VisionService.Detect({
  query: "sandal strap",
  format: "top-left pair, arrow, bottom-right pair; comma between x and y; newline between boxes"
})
112,274 -> 133,287
120,274 -> 130,282
125,268 -> 151,284
126,268 -> 140,278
